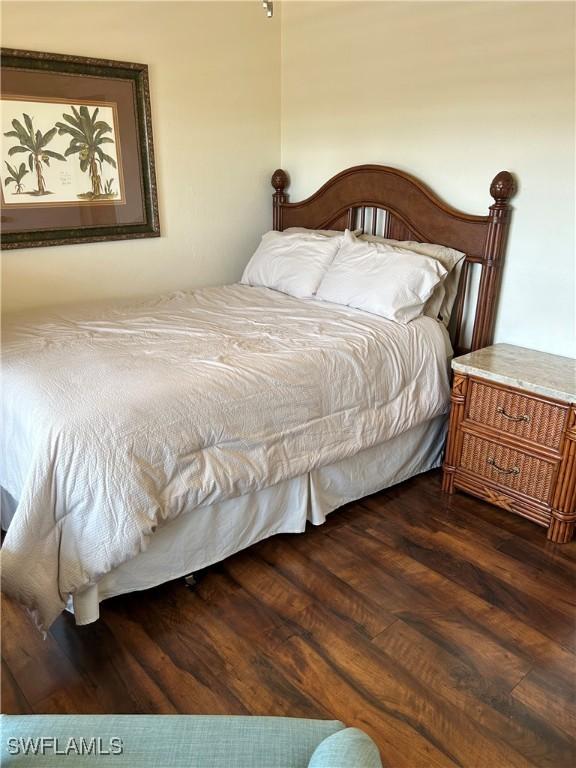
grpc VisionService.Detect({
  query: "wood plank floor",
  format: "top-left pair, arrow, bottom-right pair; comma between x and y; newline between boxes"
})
2,470 -> 575,767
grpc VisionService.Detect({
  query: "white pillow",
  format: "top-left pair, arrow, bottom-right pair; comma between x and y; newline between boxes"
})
316,230 -> 448,323
359,233 -> 465,325
241,230 -> 343,299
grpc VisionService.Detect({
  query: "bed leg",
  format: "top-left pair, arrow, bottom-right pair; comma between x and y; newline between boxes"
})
184,573 -> 197,589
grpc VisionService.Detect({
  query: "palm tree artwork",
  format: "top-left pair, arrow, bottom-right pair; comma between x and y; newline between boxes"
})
55,106 -> 117,200
3,161 -> 29,194
3,114 -> 66,195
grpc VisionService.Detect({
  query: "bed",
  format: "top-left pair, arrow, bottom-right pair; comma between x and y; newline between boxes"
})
0,165 -> 516,629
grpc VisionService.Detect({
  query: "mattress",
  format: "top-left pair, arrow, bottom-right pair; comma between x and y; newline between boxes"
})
1,284 -> 451,629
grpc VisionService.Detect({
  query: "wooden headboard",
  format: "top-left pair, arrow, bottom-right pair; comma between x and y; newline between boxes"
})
270,165 -> 516,353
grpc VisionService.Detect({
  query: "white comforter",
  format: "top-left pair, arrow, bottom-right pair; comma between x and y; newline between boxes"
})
1,284 -> 451,629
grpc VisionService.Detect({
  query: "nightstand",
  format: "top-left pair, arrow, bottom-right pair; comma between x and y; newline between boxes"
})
442,343 -> 576,543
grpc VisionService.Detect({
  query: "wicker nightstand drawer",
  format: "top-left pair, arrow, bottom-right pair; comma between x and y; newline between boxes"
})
459,432 -> 556,505
467,379 -> 567,452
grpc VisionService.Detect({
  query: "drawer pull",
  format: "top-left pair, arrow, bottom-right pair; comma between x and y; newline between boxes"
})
487,457 -> 520,476
496,406 -> 530,424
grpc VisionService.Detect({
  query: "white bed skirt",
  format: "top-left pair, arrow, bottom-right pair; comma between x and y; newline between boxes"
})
68,415 -> 447,625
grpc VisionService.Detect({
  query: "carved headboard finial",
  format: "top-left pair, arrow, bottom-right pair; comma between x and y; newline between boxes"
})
271,169 -> 289,230
271,169 -> 289,194
490,171 -> 516,203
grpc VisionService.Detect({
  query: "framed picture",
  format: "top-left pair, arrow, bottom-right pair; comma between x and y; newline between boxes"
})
1,48 -> 160,249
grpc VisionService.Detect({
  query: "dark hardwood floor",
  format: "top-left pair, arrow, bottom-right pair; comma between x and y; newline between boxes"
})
2,470 -> 575,767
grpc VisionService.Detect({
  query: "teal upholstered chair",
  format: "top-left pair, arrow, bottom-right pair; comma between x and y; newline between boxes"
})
1,715 -> 383,767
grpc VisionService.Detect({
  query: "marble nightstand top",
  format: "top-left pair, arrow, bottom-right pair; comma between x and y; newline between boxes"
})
452,343 -> 576,403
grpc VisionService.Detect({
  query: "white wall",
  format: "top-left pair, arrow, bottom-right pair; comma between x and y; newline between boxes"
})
1,1 -> 280,312
3,1 -> 574,359
281,1 -> 575,357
